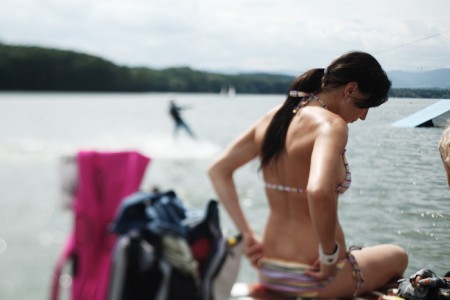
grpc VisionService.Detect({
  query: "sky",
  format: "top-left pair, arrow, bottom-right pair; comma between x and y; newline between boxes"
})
1,0 -> 450,75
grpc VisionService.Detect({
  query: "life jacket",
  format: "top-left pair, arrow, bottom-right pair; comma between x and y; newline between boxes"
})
51,151 -> 150,300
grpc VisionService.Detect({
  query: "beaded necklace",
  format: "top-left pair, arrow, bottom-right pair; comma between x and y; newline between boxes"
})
290,91 -> 327,114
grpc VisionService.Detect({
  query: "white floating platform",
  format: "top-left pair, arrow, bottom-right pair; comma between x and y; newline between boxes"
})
392,100 -> 450,128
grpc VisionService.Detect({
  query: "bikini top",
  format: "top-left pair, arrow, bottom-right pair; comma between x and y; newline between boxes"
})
264,152 -> 352,194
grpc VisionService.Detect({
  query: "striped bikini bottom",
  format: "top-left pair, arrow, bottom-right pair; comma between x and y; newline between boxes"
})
258,251 -> 364,298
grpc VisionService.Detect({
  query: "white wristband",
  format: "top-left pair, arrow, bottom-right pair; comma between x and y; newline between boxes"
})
319,243 -> 340,265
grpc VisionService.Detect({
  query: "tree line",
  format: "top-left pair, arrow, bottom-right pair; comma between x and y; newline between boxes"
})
388,88 -> 450,99
0,43 -> 291,93
1,43 -> 449,99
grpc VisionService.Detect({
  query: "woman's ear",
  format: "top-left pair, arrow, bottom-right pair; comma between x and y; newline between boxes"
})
344,82 -> 358,96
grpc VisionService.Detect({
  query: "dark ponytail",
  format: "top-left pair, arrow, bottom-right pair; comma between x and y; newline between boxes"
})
260,68 -> 325,167
260,51 -> 391,167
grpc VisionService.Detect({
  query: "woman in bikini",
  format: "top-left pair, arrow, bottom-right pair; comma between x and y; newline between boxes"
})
208,51 -> 408,298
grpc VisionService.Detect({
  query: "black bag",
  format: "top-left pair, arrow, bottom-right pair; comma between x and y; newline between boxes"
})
108,190 -> 243,300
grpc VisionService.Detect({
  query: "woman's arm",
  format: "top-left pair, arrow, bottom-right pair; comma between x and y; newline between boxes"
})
208,124 -> 263,266
305,119 -> 348,279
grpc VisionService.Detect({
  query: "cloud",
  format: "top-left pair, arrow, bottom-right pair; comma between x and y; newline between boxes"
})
1,0 -> 449,73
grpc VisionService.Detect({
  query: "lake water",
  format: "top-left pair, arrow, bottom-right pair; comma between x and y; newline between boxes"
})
0,92 -> 449,299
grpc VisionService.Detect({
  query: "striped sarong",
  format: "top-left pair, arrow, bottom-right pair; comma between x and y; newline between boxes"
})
258,258 -> 346,298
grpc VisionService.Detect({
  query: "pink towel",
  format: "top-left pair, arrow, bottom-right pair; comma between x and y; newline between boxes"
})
51,151 -> 150,300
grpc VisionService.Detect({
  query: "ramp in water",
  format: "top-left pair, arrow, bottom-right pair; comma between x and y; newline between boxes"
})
392,100 -> 450,128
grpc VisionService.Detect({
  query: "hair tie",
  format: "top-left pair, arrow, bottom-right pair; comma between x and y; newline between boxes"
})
289,91 -> 310,98
291,91 -> 310,113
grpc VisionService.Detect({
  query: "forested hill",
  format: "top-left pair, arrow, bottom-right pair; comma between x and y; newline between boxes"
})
1,43 -> 450,98
0,43 -> 292,93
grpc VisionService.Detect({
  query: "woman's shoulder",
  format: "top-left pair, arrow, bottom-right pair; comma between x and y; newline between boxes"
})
255,105 -> 282,129
315,112 -> 349,151
287,109 -> 348,151
266,104 -> 283,118
295,107 -> 348,133
253,106 -> 281,145
322,111 -> 348,134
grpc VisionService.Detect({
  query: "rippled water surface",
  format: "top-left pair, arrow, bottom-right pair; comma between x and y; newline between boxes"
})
0,93 -> 449,299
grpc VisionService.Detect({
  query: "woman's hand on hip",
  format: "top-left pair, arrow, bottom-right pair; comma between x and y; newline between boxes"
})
305,258 -> 337,281
243,232 -> 263,268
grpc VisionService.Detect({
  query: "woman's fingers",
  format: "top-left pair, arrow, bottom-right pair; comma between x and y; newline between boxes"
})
305,263 -> 337,281
244,234 -> 263,268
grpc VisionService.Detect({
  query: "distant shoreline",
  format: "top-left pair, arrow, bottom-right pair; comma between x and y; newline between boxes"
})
0,90 -> 449,100
1,43 -> 450,98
